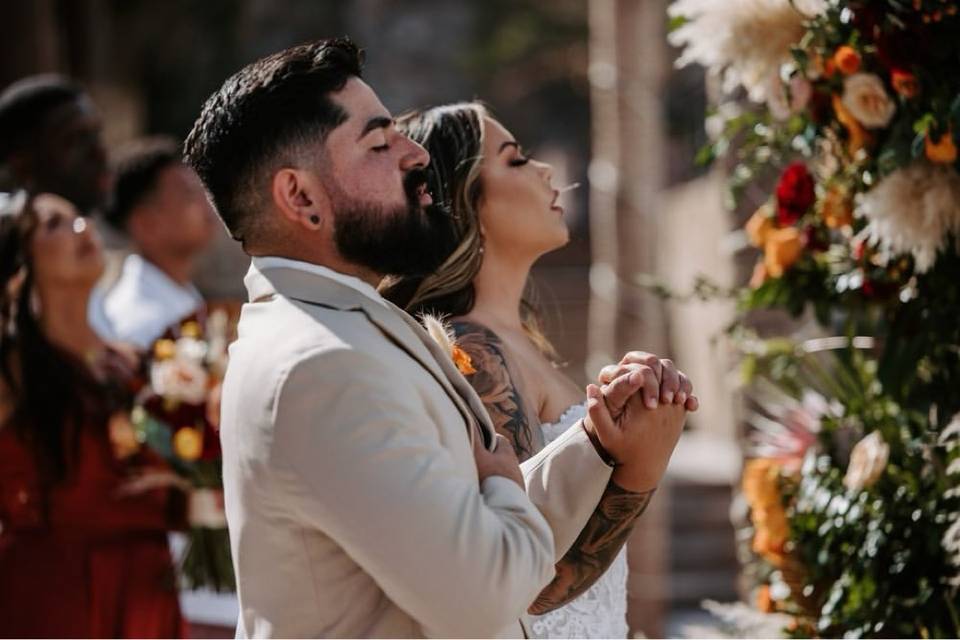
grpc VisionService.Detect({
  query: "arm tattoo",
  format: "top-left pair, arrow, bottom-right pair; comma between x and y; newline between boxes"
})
529,479 -> 655,615
451,321 -> 542,461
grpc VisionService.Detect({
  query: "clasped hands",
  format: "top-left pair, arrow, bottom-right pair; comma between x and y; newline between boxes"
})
582,352 -> 699,492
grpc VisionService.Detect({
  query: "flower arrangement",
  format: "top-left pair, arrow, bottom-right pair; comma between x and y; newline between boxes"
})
669,0 -> 960,636
132,308 -> 236,592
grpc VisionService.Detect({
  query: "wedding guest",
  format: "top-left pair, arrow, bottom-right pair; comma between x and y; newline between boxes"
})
100,137 -> 218,349
0,75 -> 111,215
385,103 -> 699,638
0,191 -> 186,638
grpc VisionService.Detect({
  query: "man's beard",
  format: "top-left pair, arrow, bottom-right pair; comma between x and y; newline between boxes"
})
330,168 -> 458,277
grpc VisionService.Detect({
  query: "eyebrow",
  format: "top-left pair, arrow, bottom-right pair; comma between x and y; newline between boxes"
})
498,141 -> 520,154
358,116 -> 394,141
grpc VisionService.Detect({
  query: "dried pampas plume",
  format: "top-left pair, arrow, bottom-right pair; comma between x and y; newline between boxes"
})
668,0 -> 826,102
857,162 -> 960,273
421,313 -> 456,357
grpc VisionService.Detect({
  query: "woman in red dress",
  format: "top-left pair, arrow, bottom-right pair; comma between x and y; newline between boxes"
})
0,191 -> 186,638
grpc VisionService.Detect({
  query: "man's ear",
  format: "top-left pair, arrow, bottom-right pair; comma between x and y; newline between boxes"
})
271,168 -> 330,231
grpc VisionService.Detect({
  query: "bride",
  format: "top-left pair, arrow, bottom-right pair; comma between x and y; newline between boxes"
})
382,102 -> 696,638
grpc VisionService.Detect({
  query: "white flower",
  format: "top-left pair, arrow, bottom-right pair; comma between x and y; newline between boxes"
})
857,162 -> 960,273
767,70 -> 813,120
843,431 -> 890,491
175,336 -> 208,363
668,0 -> 825,102
841,73 -> 896,129
151,357 -> 209,405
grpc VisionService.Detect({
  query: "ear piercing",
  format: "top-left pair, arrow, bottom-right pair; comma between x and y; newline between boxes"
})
309,215 -> 320,225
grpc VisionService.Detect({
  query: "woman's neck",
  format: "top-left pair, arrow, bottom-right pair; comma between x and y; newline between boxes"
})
38,284 -> 103,359
470,247 -> 535,332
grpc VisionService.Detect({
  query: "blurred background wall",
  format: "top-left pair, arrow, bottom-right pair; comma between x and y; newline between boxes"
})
1,1 -> 743,635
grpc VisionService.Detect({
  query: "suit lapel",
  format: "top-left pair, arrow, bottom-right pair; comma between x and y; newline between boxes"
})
248,264 -> 495,448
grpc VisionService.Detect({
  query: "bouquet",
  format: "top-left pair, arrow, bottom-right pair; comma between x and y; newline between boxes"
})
132,307 -> 235,592
668,0 -> 960,635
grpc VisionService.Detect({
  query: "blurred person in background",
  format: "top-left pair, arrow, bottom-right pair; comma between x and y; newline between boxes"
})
0,191 -> 186,638
385,102 -> 698,639
97,137 -> 219,348
0,75 -> 111,216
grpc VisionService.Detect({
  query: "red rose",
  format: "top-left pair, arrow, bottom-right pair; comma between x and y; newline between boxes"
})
776,163 -> 816,226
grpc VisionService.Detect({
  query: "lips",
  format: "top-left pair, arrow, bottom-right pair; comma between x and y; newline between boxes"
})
417,182 -> 433,206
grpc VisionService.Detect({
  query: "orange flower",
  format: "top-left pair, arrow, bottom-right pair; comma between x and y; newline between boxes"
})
832,94 -> 870,155
109,411 -> 141,459
451,345 -> 476,375
821,186 -> 854,229
833,46 -> 861,75
891,69 -> 920,98
756,585 -> 775,613
764,227 -> 803,278
925,128 -> 958,164
745,206 -> 775,247
743,458 -> 781,509
173,426 -> 204,461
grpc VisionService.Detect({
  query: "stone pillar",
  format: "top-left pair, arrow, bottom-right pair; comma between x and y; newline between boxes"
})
587,0 -> 671,635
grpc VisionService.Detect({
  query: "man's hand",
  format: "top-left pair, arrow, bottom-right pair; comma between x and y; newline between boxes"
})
474,433 -> 525,489
585,384 -> 686,492
598,351 -> 699,412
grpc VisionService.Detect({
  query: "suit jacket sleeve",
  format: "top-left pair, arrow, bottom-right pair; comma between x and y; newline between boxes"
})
520,422 -> 614,560
270,347 -> 556,638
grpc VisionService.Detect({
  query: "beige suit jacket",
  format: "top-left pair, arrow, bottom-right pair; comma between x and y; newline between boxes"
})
221,261 -> 612,638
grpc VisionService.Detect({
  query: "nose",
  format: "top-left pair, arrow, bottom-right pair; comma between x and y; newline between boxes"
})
533,159 -> 554,184
399,135 -> 430,170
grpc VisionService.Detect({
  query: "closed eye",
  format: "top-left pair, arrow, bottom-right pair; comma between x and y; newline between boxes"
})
508,157 -> 529,167
372,144 -> 390,153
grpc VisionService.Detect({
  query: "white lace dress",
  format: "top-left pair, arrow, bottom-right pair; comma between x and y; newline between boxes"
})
527,403 -> 629,639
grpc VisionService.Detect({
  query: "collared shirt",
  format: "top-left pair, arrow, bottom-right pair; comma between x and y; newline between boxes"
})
99,254 -> 204,349
250,256 -> 389,307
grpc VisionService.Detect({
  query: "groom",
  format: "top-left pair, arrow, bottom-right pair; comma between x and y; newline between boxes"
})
185,38 -> 691,638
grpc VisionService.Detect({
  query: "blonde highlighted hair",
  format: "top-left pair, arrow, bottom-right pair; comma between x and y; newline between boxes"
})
379,102 -> 560,364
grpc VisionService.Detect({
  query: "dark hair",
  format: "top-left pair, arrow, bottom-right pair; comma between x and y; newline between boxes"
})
0,192 -> 115,483
383,103 -> 561,363
0,75 -> 83,165
105,136 -> 181,231
184,37 -> 363,249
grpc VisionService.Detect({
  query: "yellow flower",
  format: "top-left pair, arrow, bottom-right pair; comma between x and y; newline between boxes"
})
173,426 -> 204,461
821,186 -> 854,229
452,345 -> 476,375
180,320 -> 202,339
925,128 -> 958,164
764,227 -> 803,278
745,205 -> 775,248
153,339 -> 177,361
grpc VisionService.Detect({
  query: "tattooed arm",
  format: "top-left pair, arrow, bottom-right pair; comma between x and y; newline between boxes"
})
451,321 -> 544,461
529,480 -> 653,613
452,321 -> 653,613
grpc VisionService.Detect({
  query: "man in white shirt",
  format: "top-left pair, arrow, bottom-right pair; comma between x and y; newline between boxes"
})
183,38 -> 693,638
96,137 -> 218,348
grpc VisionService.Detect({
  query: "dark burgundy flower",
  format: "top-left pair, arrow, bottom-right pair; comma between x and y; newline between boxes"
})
776,163 -> 816,226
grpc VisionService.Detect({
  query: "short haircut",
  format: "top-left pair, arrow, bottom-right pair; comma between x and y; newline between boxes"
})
105,136 -> 181,231
183,37 -> 363,247
0,74 -> 83,163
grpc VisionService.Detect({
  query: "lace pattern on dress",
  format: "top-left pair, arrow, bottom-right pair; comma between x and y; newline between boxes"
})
528,403 -> 629,639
